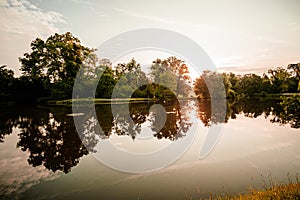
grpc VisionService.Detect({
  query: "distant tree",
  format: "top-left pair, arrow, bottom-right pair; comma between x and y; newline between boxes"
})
221,73 -> 237,99
0,65 -> 14,101
96,66 -> 116,98
194,71 -> 226,99
193,73 -> 210,99
163,57 -> 191,97
114,58 -> 141,80
150,59 -> 176,97
150,57 -> 192,98
268,67 -> 292,93
288,62 -> 300,91
239,74 -> 263,95
113,59 -> 149,98
261,73 -> 272,94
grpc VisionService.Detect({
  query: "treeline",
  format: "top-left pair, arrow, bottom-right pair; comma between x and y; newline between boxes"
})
194,64 -> 300,99
0,32 -> 299,104
0,32 -> 191,104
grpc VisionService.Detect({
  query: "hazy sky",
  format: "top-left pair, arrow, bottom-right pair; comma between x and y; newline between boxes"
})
1,0 -> 300,76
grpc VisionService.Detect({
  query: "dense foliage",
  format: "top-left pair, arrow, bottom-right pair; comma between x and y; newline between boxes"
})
194,66 -> 300,100
0,33 -> 194,103
0,32 -> 299,104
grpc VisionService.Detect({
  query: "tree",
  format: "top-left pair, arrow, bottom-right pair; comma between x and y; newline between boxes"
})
113,59 -> 149,98
0,65 -> 14,101
268,67 -> 292,93
19,32 -> 94,100
288,62 -> 300,91
13,76 -> 47,104
150,57 -> 192,98
194,71 -> 225,99
221,73 -> 238,99
150,59 -> 176,97
162,57 -> 191,97
261,73 -> 272,94
239,74 -> 263,95
96,66 -> 116,98
193,73 -> 210,99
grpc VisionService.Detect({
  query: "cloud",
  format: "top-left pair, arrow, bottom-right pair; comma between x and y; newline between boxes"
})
0,0 -> 65,76
0,132 -> 62,198
214,55 -> 245,68
114,7 -> 178,25
0,0 -> 65,37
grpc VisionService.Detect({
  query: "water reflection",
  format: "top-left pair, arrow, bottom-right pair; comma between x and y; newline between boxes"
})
195,97 -> 299,129
150,100 -> 192,140
0,97 -> 299,174
0,107 -> 89,173
90,100 -> 192,141
274,96 -> 300,128
0,100 -> 193,173
196,99 -> 228,126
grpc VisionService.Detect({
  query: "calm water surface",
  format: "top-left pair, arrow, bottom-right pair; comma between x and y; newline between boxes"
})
0,99 -> 299,199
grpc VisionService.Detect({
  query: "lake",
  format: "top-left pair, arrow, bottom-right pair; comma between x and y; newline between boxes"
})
0,98 -> 299,199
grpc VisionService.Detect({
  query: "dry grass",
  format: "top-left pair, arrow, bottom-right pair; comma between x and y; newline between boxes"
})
215,183 -> 300,200
186,174 -> 300,200
216,174 -> 300,200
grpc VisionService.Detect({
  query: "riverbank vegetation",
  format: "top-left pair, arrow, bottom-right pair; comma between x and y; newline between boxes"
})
184,174 -> 300,199
214,179 -> 300,200
193,65 -> 300,100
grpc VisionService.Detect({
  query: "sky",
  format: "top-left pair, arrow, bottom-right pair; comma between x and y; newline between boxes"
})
1,0 -> 300,76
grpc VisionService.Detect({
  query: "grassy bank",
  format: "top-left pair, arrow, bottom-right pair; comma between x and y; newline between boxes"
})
215,182 -> 300,200
46,98 -> 158,106
45,97 -> 197,106
184,175 -> 300,200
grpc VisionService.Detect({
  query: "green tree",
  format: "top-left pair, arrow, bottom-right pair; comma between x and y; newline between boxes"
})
239,74 -> 263,95
288,62 -> 300,91
261,74 -> 272,94
268,67 -> 292,93
150,59 -> 177,99
113,59 -> 149,98
19,32 -> 94,100
221,73 -> 237,99
96,66 -> 116,98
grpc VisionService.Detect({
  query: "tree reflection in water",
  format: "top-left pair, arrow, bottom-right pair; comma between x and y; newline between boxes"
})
195,97 -> 300,129
195,98 -> 229,127
275,95 -> 300,128
0,96 -> 298,173
0,100 -> 193,173
93,99 -> 192,141
150,100 -> 192,140
16,107 -> 89,174
0,106 -> 90,173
